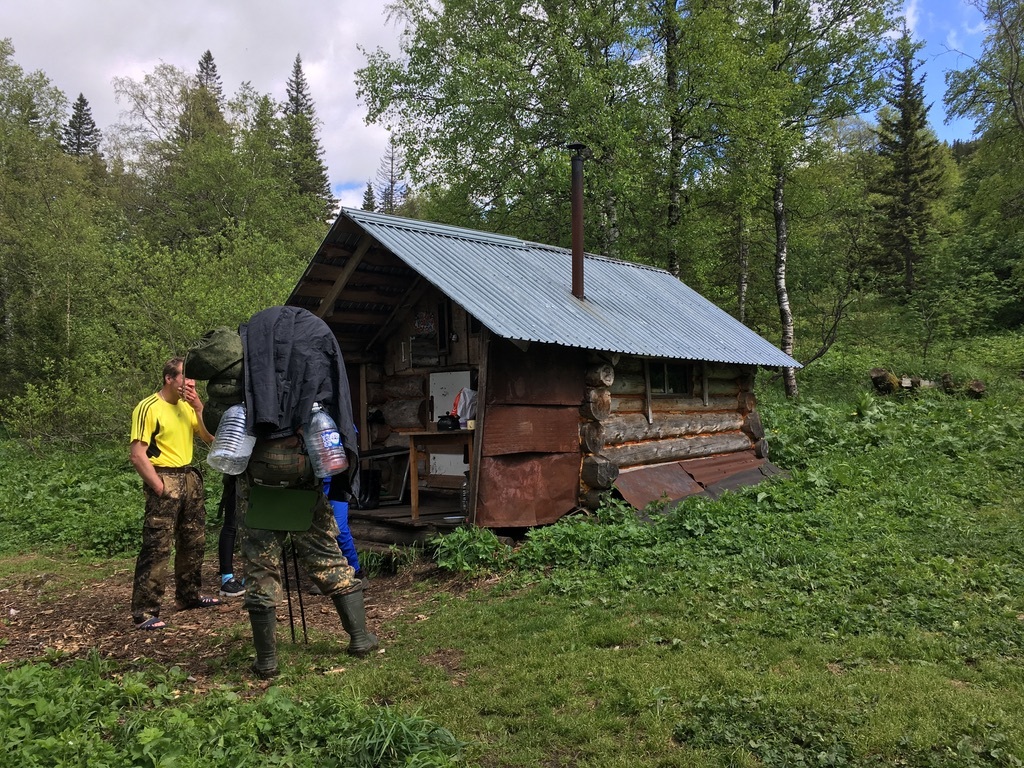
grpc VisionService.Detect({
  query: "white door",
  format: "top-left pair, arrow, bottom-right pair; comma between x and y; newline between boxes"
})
428,371 -> 471,476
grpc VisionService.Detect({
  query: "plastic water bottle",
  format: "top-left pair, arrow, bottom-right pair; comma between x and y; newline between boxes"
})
206,403 -> 255,475
304,402 -> 349,478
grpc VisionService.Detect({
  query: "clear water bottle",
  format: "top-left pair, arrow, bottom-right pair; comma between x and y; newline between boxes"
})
206,403 -> 255,475
304,402 -> 349,478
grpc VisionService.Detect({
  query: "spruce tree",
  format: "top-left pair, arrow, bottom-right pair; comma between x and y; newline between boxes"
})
61,93 -> 102,157
875,29 -> 946,295
196,50 -> 224,107
361,180 -> 376,211
284,53 -> 334,218
177,51 -> 227,146
375,136 -> 406,214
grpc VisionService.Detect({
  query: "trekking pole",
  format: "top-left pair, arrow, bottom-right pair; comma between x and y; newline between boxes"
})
281,538 -> 297,643
288,536 -> 307,647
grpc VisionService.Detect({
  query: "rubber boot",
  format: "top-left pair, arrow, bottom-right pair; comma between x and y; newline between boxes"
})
331,585 -> 379,657
248,609 -> 279,679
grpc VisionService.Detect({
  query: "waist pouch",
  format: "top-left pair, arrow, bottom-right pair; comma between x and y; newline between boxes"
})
248,434 -> 315,489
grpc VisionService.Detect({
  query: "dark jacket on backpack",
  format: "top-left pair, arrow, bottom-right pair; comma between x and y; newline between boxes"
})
240,305 -> 359,494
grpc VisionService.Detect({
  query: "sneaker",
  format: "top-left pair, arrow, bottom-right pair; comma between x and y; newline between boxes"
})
219,577 -> 245,598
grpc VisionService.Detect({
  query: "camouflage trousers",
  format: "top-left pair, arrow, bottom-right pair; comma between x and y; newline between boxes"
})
131,467 -> 207,621
236,475 -> 358,613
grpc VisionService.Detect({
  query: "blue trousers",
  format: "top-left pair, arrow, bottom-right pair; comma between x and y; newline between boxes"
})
331,500 -> 360,572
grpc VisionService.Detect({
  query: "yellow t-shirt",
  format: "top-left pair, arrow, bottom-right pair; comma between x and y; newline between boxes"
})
130,393 -> 200,468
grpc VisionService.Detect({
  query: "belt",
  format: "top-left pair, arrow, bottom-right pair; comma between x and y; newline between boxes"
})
155,466 -> 195,474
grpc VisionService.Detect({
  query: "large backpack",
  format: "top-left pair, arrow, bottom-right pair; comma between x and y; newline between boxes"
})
184,327 -> 245,435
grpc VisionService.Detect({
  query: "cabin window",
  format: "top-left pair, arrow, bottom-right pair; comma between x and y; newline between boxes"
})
648,360 -> 692,396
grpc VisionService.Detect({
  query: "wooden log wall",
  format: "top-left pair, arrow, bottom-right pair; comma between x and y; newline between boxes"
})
577,354 -> 763,510
577,354 -> 618,509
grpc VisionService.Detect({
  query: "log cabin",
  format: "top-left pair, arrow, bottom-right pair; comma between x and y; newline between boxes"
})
284,206 -> 800,540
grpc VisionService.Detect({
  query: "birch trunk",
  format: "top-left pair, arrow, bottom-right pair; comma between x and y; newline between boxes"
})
737,212 -> 749,325
772,170 -> 799,398
663,0 -> 683,278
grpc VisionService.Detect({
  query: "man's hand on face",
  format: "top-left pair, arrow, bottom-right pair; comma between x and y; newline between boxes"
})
180,378 -> 202,408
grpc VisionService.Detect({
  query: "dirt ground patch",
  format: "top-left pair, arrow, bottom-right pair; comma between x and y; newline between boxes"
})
0,555 -> 472,685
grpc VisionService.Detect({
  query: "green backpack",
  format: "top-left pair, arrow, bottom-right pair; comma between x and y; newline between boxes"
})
185,327 -> 245,435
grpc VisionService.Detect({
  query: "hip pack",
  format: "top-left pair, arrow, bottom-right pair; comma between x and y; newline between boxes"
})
248,434 -> 314,489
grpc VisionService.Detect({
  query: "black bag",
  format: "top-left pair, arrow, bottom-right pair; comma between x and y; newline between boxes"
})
437,414 -> 460,431
247,434 -> 315,488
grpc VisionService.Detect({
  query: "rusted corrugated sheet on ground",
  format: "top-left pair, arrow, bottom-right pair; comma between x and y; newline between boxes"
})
680,451 -> 765,486
476,454 -> 581,527
614,462 -> 705,509
613,450 -> 785,510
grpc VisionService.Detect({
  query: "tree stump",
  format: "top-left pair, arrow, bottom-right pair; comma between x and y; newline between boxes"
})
869,368 -> 899,394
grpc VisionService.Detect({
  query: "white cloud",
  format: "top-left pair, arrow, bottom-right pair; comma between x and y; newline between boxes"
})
0,0 -> 402,203
904,0 -> 921,35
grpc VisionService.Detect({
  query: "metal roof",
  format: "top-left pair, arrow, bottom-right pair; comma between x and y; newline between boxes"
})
290,208 -> 800,369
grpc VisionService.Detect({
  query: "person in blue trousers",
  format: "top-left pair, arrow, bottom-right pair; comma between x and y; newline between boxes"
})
323,474 -> 361,576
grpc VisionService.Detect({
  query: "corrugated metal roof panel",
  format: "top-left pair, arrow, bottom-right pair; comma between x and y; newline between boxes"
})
337,208 -> 800,368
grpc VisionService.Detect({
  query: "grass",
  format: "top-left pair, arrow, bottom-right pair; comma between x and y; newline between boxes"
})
2,324 -> 1024,766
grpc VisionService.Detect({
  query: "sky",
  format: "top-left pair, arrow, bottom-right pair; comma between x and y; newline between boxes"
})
0,0 -> 989,208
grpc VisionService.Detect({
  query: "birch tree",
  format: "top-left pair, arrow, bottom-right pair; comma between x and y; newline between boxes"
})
729,0 -> 899,396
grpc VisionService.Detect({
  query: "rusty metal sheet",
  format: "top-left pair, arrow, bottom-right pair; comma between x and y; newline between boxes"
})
613,450 -> 781,510
481,405 -> 580,456
613,462 -> 704,509
679,450 -> 765,487
486,339 -> 586,406
476,453 -> 580,527
701,467 -> 772,499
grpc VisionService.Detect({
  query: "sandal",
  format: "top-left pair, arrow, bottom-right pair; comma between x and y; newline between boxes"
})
183,596 -> 222,609
135,616 -> 166,630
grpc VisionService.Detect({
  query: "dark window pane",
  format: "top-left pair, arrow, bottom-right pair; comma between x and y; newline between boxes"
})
666,365 -> 689,394
650,362 -> 667,393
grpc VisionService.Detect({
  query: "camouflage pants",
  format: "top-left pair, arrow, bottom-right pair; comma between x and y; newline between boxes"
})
236,475 -> 357,613
131,468 -> 207,621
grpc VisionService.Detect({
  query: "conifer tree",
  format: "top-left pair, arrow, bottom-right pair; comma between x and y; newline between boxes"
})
361,180 -> 376,211
61,93 -> 101,156
284,53 -> 334,217
177,51 -> 228,146
375,136 -> 406,214
875,29 -> 946,295
196,49 -> 224,107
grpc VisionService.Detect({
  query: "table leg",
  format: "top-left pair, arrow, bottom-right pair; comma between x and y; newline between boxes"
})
408,436 -> 419,520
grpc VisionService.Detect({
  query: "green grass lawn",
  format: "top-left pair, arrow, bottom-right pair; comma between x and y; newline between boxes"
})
2,327 -> 1023,766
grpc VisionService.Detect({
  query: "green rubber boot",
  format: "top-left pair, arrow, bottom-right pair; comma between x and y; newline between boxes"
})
331,585 -> 379,657
248,609 -> 279,679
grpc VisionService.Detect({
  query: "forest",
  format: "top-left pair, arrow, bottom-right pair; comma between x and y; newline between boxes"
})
1,0 -> 1023,441
3,2 -> 1024,765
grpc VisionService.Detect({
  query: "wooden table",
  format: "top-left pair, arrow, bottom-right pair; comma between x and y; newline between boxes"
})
405,429 -> 475,520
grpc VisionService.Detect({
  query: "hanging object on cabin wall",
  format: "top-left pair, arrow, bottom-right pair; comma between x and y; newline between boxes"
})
413,311 -> 437,337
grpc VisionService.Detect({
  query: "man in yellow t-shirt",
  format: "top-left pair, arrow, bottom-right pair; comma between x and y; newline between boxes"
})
129,357 -> 217,630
